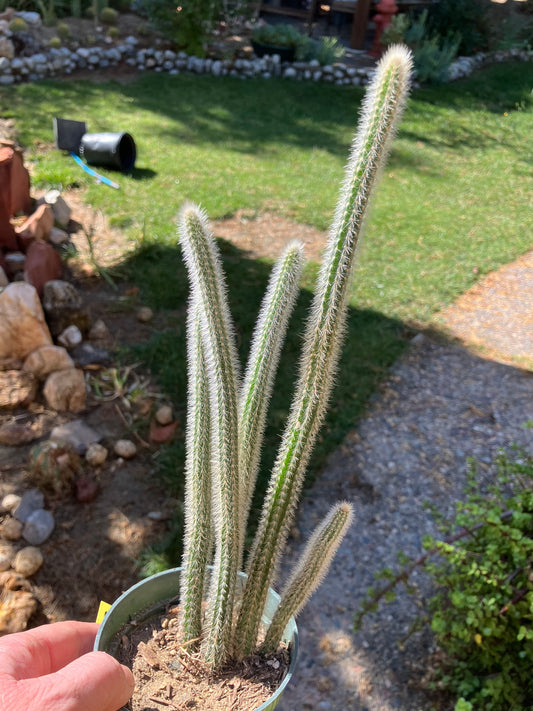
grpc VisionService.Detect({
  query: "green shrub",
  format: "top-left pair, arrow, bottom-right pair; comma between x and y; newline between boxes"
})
382,10 -> 459,84
100,5 -> 117,25
314,35 -> 346,65
357,448 -> 533,709
251,22 -> 307,50
8,16 -> 28,33
135,0 -> 221,56
107,24 -> 119,38
48,36 -> 61,47
425,451 -> 533,709
425,0 -> 490,55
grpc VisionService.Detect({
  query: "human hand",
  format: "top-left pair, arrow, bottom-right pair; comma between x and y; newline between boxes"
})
0,620 -> 134,711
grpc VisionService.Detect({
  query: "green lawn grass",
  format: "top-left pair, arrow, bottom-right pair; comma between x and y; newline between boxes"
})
2,62 -> 532,567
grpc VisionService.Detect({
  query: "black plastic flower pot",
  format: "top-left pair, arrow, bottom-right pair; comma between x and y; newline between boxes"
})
251,41 -> 295,63
79,132 -> 136,172
94,567 -> 299,711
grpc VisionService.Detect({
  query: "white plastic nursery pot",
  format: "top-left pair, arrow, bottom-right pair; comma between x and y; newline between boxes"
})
94,567 -> 299,711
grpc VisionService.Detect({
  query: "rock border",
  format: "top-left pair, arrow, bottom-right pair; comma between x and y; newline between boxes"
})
0,39 -> 531,87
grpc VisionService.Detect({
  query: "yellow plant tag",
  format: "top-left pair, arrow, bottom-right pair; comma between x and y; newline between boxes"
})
96,601 -> 112,624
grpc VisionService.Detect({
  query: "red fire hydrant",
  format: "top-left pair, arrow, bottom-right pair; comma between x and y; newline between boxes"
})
370,0 -> 398,57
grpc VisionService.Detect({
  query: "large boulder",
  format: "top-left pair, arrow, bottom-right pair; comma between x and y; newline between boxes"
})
0,282 -> 52,360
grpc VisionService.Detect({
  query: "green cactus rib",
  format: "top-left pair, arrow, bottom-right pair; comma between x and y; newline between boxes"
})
178,203 -> 241,667
233,46 -> 412,657
237,242 -> 304,563
261,502 -> 354,654
179,299 -> 212,649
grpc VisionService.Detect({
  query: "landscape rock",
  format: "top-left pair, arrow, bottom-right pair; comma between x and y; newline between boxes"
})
0,369 -> 37,408
114,439 -> 137,459
88,318 -> 110,340
0,572 -> 38,634
85,442 -> 108,466
23,240 -> 62,296
48,226 -> 69,245
71,342 -> 110,367
0,265 -> 8,287
0,517 -> 23,540
57,324 -> 83,349
75,475 -> 99,503
0,548 -> 13,571
0,422 -> 39,446
0,282 -> 52,359
149,420 -> 178,444
42,279 -> 82,311
12,488 -> 45,523
13,546 -> 43,576
22,344 -> 73,379
0,356 -> 22,371
155,404 -> 173,425
40,189 -> 71,228
4,251 -> 26,276
49,420 -> 100,455
43,367 -> 86,412
136,306 -> 153,323
22,509 -> 54,545
1,494 -> 21,514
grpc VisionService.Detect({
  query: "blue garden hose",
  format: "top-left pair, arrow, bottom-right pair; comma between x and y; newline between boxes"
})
70,152 -> 120,189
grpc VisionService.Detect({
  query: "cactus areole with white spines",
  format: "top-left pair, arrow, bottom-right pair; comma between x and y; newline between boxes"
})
177,45 -> 413,671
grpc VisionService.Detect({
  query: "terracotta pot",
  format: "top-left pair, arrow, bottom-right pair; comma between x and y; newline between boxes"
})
94,566 -> 299,711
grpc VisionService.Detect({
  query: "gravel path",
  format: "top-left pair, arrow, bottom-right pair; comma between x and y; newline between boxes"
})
277,253 -> 533,711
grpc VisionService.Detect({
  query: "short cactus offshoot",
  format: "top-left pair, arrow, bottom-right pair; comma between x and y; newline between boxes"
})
177,45 -> 413,671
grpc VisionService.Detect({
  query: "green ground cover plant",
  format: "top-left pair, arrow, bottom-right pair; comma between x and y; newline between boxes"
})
356,446 -> 533,711
1,61 -> 531,562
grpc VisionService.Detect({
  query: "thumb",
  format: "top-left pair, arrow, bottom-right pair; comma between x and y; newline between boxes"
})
20,651 -> 134,711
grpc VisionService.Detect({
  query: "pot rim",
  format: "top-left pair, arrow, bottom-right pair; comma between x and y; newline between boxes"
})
94,567 -> 299,711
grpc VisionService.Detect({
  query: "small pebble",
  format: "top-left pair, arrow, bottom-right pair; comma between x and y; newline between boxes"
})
1,517 -> 23,541
1,493 -> 22,514
155,405 -> 173,425
13,488 -> 45,523
114,439 -> 137,459
75,476 -> 100,503
136,306 -> 153,323
58,324 -> 83,349
89,319 -> 110,340
85,442 -> 108,466
147,511 -> 165,521
13,546 -> 43,577
0,548 -> 13,571
22,509 -> 55,545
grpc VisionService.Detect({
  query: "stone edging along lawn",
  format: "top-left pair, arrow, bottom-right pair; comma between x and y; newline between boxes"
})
0,39 -> 531,87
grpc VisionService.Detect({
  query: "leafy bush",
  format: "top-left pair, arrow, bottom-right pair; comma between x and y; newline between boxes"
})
251,22 -> 307,50
425,451 -> 533,709
314,35 -> 346,65
357,448 -> 533,709
425,0 -> 490,56
135,0 -> 222,56
381,10 -> 459,84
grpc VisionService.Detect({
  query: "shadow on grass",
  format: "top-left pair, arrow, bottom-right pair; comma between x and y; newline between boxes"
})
119,238 -> 412,567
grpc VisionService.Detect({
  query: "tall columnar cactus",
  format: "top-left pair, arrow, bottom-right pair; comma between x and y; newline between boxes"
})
178,45 -> 412,671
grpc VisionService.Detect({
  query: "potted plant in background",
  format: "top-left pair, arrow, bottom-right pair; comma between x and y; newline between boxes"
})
95,45 -> 413,711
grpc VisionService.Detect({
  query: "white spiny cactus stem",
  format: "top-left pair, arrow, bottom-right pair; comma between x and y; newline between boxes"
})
261,502 -> 354,654
178,203 -> 241,667
233,45 -> 412,658
237,242 -> 304,565
179,299 -> 212,649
